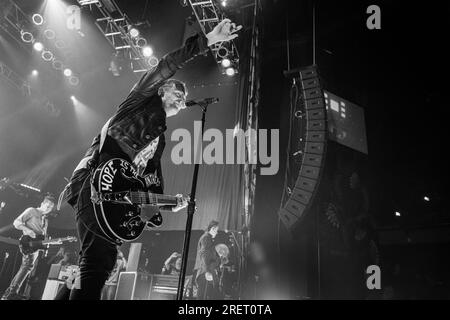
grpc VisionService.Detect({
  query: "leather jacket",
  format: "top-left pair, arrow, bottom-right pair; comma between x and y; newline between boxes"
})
62,33 -> 209,207
194,232 -> 221,279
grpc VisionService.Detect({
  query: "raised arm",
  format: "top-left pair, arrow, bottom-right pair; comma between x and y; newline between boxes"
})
125,19 -> 242,98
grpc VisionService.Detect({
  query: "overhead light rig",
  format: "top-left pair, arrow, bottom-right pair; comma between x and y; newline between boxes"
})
0,61 -> 59,117
77,0 -> 155,73
187,0 -> 240,75
1,0 -> 79,85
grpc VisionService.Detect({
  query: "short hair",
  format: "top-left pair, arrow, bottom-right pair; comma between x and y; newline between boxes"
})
157,79 -> 188,96
206,220 -> 219,232
43,193 -> 56,204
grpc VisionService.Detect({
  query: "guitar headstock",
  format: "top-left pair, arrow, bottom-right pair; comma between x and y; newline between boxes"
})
66,236 -> 77,242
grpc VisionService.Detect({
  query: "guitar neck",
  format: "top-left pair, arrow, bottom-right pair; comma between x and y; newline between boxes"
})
129,192 -> 178,206
41,237 -> 71,245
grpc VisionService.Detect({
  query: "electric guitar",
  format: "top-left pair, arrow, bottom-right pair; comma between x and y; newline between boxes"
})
19,235 -> 77,255
91,158 -> 188,244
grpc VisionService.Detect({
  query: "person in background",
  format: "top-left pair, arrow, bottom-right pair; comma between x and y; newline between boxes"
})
162,252 -> 182,276
193,220 -> 222,300
1,194 -> 55,300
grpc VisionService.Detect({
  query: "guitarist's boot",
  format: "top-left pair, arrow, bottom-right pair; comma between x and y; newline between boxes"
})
146,212 -> 163,228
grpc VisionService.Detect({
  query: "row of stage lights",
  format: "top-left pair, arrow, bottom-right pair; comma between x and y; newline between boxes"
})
217,0 -> 238,76
126,26 -> 159,68
20,14 -> 79,86
217,46 -> 238,77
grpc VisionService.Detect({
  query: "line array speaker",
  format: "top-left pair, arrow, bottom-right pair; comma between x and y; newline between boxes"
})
279,65 -> 327,230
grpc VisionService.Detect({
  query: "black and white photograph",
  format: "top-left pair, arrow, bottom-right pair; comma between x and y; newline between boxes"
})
0,0 -> 448,306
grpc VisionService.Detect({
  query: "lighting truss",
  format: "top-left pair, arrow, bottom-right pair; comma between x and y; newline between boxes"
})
1,0 -> 78,82
0,61 -> 31,96
80,0 -> 152,73
0,61 -> 59,117
187,0 -> 239,73
0,0 -> 33,49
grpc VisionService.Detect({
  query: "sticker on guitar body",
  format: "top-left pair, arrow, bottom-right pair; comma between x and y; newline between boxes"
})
100,161 -> 117,192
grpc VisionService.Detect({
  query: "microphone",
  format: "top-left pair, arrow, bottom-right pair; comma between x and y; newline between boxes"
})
185,97 -> 219,107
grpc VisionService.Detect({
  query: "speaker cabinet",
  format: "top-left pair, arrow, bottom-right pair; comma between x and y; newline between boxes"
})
41,280 -> 65,300
115,272 -> 153,300
279,65 -> 328,230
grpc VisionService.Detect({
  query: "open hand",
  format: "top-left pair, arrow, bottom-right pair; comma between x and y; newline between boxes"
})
206,18 -> 243,46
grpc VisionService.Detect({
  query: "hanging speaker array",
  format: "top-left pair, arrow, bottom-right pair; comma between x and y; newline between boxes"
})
279,65 -> 328,230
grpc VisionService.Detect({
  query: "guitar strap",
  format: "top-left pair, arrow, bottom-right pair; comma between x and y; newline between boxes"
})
99,117 -> 112,153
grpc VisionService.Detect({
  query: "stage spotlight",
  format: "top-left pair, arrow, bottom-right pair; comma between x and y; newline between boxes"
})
136,37 -> 147,48
70,95 -> 75,100
225,67 -> 236,76
33,41 -> 44,52
32,14 -> 44,25
129,27 -> 139,38
217,46 -> 229,59
142,46 -> 153,57
42,50 -> 54,61
63,68 -> 72,77
52,60 -> 63,70
148,56 -> 159,67
44,29 -> 56,40
55,40 -> 67,49
424,196 -> 430,202
395,211 -> 401,217
69,76 -> 80,86
31,70 -> 39,76
21,31 -> 34,43
221,58 -> 231,68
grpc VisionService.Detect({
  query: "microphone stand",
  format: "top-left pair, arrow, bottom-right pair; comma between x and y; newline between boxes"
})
176,101 -> 210,300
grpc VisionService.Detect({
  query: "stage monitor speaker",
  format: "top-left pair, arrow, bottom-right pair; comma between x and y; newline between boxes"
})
126,242 -> 150,273
279,65 -> 328,230
115,272 -> 153,300
126,243 -> 142,272
41,280 -> 65,300
148,274 -> 193,300
47,264 -> 62,280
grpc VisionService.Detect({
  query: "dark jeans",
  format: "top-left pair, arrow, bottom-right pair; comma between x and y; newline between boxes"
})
196,272 -> 222,300
55,174 -> 117,300
1,251 -> 39,299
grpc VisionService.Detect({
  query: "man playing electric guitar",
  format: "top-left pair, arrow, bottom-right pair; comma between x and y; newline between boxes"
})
58,18 -> 242,300
1,194 -> 55,300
